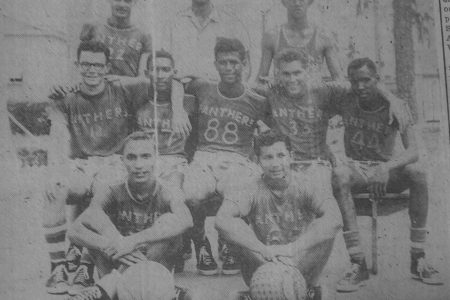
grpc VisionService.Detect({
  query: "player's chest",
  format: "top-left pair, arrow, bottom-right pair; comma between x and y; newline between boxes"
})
136,105 -> 172,130
270,97 -> 327,124
97,29 -> 143,53
67,97 -> 129,126
115,201 -> 163,226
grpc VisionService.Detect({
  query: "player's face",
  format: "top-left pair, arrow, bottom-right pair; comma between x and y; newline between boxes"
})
122,139 -> 156,184
349,66 -> 378,100
77,51 -> 109,88
282,0 -> 309,18
215,52 -> 244,85
278,61 -> 308,97
148,57 -> 175,93
110,0 -> 134,19
259,141 -> 292,180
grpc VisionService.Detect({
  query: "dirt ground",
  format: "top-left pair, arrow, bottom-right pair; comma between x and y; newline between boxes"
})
1,125 -> 449,299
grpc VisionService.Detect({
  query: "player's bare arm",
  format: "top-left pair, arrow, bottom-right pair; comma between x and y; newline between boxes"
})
170,80 -> 191,136
287,186 -> 342,260
137,52 -> 151,77
323,41 -> 343,80
255,31 -> 276,85
216,200 -> 276,262
367,124 -> 419,197
111,186 -> 192,260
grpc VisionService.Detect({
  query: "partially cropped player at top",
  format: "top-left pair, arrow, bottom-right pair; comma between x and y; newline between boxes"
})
182,37 -> 271,276
332,58 -> 442,292
216,131 -> 342,300
256,0 -> 343,85
67,132 -> 194,300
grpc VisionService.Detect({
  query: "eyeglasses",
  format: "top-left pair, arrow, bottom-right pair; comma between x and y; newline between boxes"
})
79,62 -> 106,72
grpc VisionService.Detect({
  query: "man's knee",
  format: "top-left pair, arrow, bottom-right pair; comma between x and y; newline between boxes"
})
331,164 -> 352,190
404,163 -> 428,186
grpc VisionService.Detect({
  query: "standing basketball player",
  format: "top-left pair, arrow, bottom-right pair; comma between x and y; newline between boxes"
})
67,132 -> 193,300
256,0 -> 343,85
332,58 -> 442,292
182,37 -> 270,275
43,40 -> 150,295
216,131 -> 342,300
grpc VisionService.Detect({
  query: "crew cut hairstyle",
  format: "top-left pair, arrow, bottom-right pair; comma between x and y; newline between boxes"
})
121,131 -> 156,154
147,49 -> 175,69
77,40 -> 110,63
274,49 -> 307,69
214,37 -> 246,61
347,57 -> 377,76
254,130 -> 292,157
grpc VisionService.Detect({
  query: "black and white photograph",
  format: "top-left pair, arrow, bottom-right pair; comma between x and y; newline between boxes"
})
1,0 -> 450,299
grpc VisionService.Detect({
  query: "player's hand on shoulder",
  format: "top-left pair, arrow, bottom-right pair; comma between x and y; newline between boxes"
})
49,83 -> 80,99
172,109 -> 192,137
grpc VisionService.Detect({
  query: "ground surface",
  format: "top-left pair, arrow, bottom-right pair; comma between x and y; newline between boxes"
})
1,126 -> 449,299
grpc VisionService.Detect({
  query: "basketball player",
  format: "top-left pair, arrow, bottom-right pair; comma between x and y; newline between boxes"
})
67,132 -> 194,300
332,58 -> 442,292
256,0 -> 343,85
182,37 -> 270,275
43,40 -> 151,295
216,131 -> 342,300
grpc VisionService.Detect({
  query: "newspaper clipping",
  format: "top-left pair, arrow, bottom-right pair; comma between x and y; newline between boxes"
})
0,0 -> 449,299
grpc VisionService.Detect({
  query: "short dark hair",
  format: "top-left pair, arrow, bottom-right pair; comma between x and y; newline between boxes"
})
274,49 -> 307,69
254,130 -> 291,157
77,40 -> 110,63
121,131 -> 156,154
347,57 -> 377,77
146,49 -> 175,70
214,37 -> 246,61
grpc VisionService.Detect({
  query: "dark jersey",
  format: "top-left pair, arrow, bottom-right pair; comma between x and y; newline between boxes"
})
267,82 -> 346,160
229,172 -> 324,245
102,182 -> 170,237
190,81 -> 269,158
340,93 -> 409,162
136,94 -> 196,157
54,79 -> 148,158
81,22 -> 151,77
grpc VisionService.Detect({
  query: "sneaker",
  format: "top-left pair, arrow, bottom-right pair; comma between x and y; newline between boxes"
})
69,285 -> 110,300
221,244 -> 240,275
68,264 -> 95,295
305,286 -> 322,300
46,263 -> 69,294
66,244 -> 82,272
336,260 -> 369,292
195,237 -> 218,276
229,290 -> 252,300
411,256 -> 443,285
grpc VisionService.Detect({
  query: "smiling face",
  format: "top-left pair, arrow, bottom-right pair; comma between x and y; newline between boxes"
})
259,141 -> 292,181
277,60 -> 308,97
77,51 -> 109,88
215,51 -> 244,85
349,65 -> 379,101
109,0 -> 135,19
122,139 -> 156,184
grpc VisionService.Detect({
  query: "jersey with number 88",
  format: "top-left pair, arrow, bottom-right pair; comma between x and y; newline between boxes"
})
196,83 -> 269,158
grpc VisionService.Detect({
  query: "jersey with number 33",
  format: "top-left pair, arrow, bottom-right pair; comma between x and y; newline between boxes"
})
194,82 -> 269,158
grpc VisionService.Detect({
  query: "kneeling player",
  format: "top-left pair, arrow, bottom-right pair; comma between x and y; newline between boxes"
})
216,131 -> 342,300
67,132 -> 194,300
332,58 -> 442,292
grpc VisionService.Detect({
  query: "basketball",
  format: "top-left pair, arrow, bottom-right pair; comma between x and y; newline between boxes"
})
250,262 -> 306,300
117,261 -> 175,300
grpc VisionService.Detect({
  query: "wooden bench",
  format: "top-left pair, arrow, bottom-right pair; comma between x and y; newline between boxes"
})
353,192 -> 410,274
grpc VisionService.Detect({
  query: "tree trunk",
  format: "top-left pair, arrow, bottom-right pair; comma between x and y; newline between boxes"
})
393,0 -> 418,122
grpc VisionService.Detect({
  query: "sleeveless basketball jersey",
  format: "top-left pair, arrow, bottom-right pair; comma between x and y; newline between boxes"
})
82,23 -> 151,77
341,94 -> 403,162
56,80 -> 148,158
104,182 -> 170,236
196,83 -> 269,158
243,173 -> 321,245
274,24 -> 332,75
136,95 -> 195,157
268,83 -> 343,160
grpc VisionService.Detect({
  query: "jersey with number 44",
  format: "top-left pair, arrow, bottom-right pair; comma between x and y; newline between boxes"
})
195,82 -> 268,158
136,95 -> 195,157
341,94 -> 405,162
